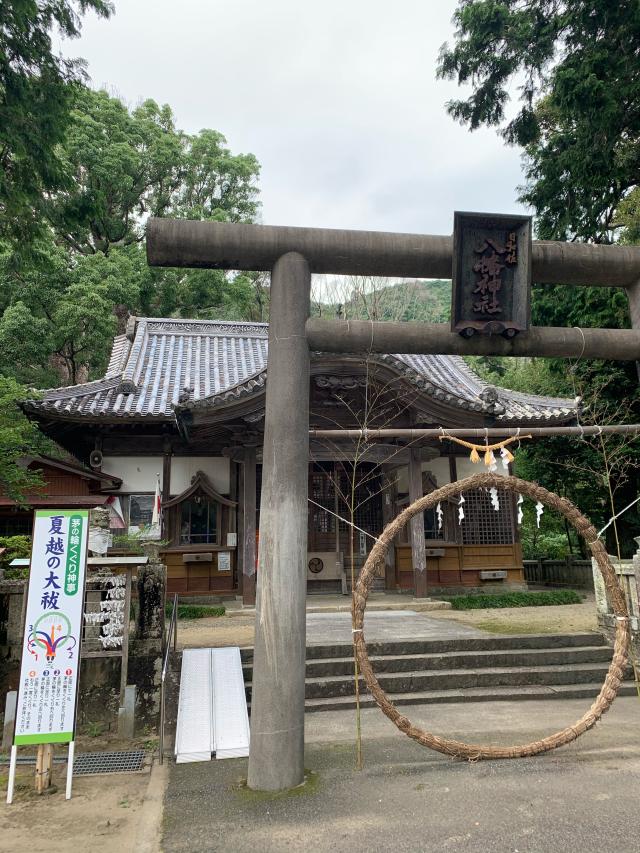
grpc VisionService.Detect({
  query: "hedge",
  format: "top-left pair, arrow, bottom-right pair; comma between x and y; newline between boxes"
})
443,590 -> 583,610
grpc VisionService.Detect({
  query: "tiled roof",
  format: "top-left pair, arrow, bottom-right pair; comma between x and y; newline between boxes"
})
23,318 -> 576,424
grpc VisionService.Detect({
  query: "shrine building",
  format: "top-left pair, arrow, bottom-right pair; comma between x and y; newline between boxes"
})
22,317 -> 577,603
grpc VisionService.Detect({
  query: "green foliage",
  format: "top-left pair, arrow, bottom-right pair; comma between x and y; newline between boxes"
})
165,603 -> 226,620
438,2 -> 640,241
0,87 -> 264,387
444,590 -> 583,609
314,279 -> 451,323
0,376 -> 54,502
0,535 -> 32,577
0,1 -> 113,245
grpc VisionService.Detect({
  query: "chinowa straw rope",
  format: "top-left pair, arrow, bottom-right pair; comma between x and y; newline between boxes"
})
351,472 -> 630,760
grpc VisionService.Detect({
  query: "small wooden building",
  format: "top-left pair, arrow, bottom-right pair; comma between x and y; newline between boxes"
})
23,317 -> 576,602
0,455 -> 122,536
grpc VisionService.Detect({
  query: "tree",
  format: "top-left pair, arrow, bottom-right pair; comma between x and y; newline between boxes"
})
438,1 -> 640,241
0,1 -> 113,244
0,376 -> 52,502
439,2 -> 640,555
45,88 -> 261,255
0,88 -> 265,385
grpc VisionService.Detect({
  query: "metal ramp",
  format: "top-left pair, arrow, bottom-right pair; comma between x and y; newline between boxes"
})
175,647 -> 250,764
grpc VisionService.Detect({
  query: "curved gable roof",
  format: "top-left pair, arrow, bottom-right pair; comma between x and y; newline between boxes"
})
23,317 -> 576,425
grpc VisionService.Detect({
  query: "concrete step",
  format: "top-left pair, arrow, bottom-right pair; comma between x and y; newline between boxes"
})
302,662 -> 629,699
239,632 -> 605,663
303,681 -> 639,712
244,660 -> 632,702
242,645 -> 614,680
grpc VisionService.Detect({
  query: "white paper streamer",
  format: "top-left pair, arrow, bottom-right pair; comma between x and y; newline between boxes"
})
500,447 -> 510,471
436,501 -> 443,530
536,501 -> 544,528
517,495 -> 523,525
489,487 -> 500,511
458,494 -> 465,524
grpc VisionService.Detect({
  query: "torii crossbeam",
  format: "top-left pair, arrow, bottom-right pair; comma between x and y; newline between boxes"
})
147,216 -> 640,791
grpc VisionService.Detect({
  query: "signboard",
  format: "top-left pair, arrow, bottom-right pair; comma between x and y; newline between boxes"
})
451,211 -> 532,337
218,551 -> 231,572
14,510 -> 89,746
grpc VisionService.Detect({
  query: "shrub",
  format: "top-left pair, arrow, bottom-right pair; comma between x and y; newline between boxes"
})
0,535 -> 32,578
443,590 -> 583,610
165,603 -> 226,620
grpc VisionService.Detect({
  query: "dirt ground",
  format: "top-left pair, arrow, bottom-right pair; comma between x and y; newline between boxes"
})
428,596 -> 598,635
176,596 -> 598,649
0,730 -> 158,853
0,762 -> 151,853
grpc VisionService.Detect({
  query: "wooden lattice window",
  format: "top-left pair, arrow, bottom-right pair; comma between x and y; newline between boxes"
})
310,467 -> 336,535
461,489 -> 515,545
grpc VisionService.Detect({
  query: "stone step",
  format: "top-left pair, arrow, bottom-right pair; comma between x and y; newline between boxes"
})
302,681 -> 639,712
303,662 -> 629,698
239,632 -> 606,663
245,661 -> 632,702
242,645 -> 613,680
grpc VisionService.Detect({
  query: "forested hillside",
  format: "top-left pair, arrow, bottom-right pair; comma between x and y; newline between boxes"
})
312,279 -> 450,323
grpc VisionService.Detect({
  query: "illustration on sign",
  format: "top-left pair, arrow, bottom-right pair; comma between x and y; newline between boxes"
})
14,511 -> 89,746
451,211 -> 531,337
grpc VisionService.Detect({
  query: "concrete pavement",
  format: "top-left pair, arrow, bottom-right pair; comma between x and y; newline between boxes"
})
162,695 -> 640,852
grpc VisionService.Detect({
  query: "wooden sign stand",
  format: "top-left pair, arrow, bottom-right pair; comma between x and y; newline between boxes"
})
35,743 -> 53,793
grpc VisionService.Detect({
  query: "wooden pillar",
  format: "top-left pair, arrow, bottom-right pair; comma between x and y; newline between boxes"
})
242,444 -> 257,607
162,438 -> 171,540
408,448 -> 427,598
381,467 -> 396,591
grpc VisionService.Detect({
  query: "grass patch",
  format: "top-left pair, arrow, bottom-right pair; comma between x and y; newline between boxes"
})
165,603 -> 226,620
233,769 -> 319,801
442,590 -> 583,610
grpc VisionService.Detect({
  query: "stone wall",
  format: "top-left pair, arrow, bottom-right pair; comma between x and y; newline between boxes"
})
592,549 -> 639,657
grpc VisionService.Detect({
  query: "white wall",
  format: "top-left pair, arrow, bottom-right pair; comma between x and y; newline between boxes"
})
102,456 -> 164,493
170,457 -> 230,495
425,456 -> 451,486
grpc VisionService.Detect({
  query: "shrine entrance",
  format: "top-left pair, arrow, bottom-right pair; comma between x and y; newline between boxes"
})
147,213 -> 640,791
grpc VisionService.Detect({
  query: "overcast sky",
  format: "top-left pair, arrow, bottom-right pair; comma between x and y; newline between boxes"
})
69,0 -> 527,236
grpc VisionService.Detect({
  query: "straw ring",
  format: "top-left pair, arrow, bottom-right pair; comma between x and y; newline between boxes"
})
351,472 -> 630,760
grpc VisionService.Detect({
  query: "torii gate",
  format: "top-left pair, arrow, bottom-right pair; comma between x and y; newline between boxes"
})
147,216 -> 640,791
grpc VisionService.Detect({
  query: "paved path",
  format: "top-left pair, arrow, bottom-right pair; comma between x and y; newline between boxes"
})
306,610 -> 487,644
162,696 -> 640,852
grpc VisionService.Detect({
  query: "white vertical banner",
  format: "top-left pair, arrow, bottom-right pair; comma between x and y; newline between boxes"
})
13,510 -> 89,746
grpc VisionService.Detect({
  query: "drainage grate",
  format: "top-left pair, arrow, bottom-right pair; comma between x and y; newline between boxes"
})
73,750 -> 146,775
